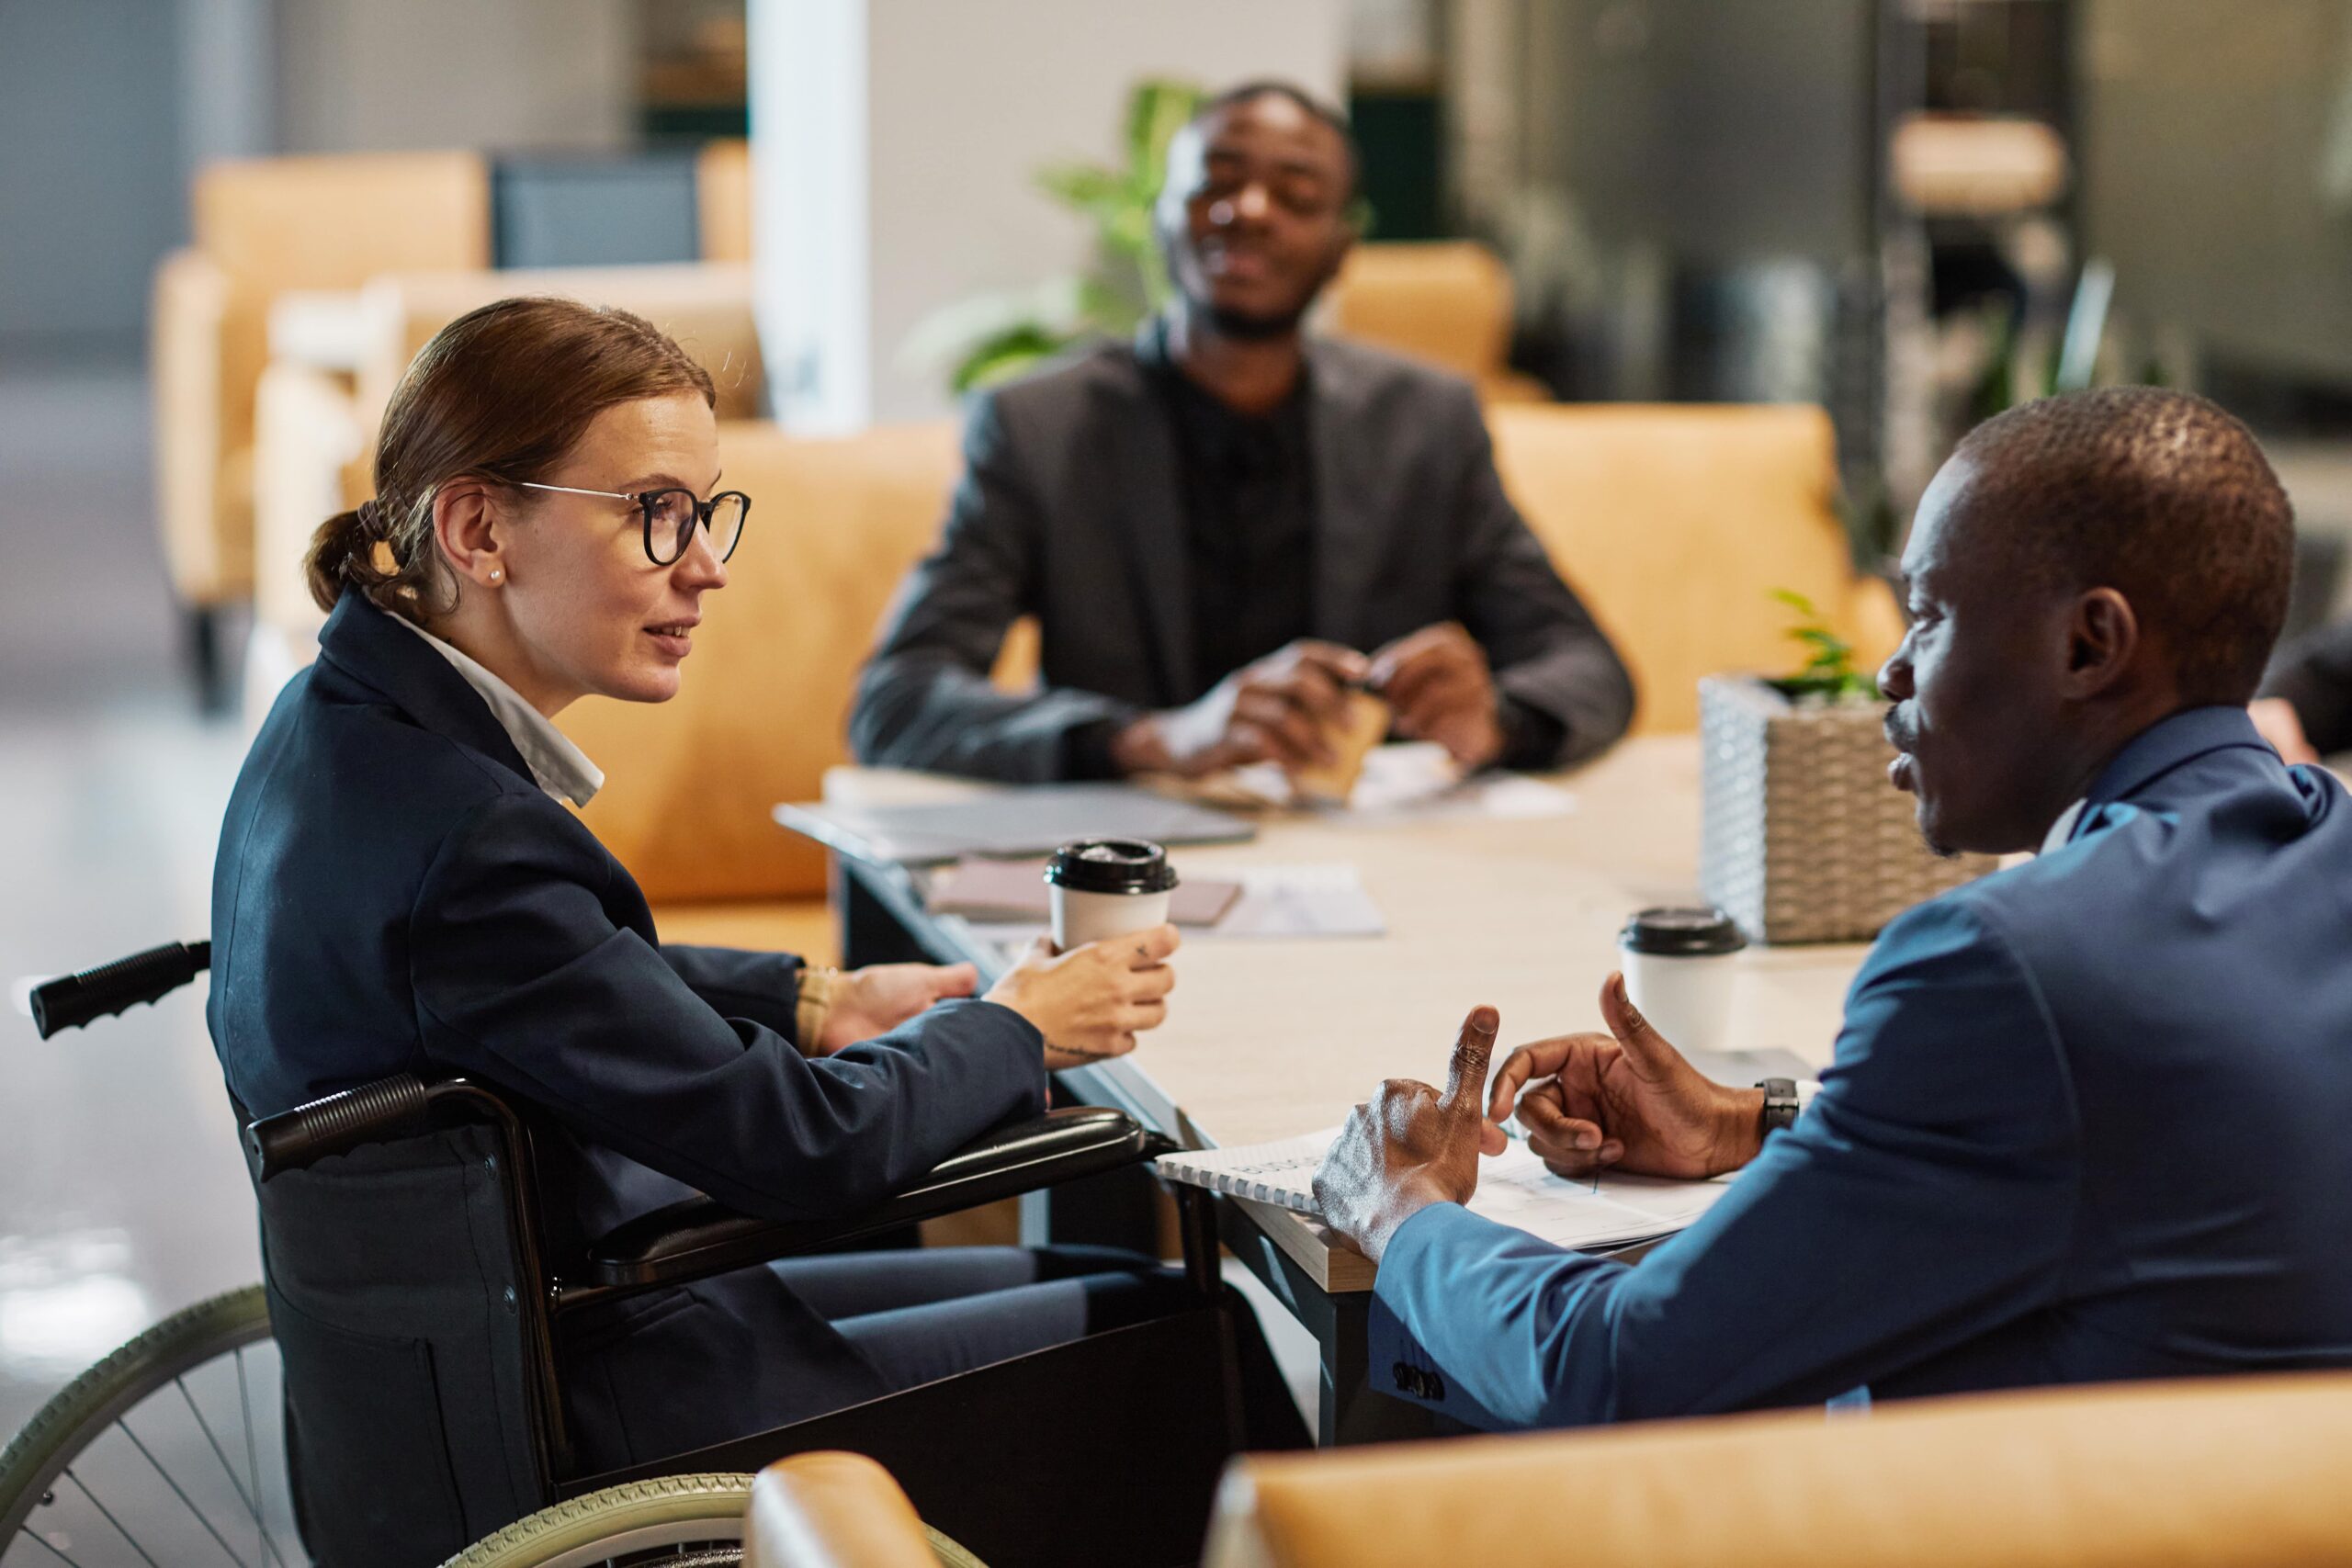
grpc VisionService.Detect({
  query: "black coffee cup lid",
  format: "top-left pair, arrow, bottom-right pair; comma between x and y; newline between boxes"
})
1619,906 -> 1747,956
1045,839 -> 1178,895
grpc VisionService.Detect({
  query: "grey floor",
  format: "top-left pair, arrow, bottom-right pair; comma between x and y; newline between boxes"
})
0,362 -> 256,1442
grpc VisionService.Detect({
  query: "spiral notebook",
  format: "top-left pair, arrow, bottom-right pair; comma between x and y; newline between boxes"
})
1155,1129 -> 1735,1253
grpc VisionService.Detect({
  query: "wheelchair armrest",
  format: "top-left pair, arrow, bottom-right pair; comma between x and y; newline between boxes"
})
582,1107 -> 1176,1293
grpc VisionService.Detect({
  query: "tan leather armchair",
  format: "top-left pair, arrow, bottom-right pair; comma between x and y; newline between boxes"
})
153,152 -> 492,616
1207,1372 -> 2352,1567
1491,402 -> 1902,734
697,138 -> 753,264
743,1374 -> 2352,1568
743,1452 -> 980,1568
1326,242 -> 1551,403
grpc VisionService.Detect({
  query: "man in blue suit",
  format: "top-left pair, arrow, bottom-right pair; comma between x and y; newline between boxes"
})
1314,386 -> 2352,1427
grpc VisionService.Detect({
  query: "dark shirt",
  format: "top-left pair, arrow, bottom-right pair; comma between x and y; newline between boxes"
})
1063,325 -> 1566,776
1143,324 -> 1318,696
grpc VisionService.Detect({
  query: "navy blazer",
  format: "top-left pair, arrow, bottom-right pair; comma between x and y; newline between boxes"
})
1373,706 -> 2352,1427
209,591 -> 1048,1472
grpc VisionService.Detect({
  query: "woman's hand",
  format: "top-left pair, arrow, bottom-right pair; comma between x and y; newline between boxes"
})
984,926 -> 1181,1069
815,962 -> 979,1055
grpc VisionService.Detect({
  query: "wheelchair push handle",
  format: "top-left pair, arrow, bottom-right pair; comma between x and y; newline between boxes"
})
246,1073 -> 433,1180
30,940 -> 211,1038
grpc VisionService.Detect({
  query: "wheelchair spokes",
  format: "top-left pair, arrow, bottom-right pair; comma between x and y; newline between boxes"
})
3,1293 -> 307,1568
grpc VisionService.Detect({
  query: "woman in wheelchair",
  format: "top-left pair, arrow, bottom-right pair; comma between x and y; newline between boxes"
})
209,298 -> 1204,1559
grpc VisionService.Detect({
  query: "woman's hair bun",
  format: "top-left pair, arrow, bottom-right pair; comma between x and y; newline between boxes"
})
303,506 -> 379,614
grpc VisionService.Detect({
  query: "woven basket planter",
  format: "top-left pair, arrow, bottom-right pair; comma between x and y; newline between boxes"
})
1698,675 -> 1994,944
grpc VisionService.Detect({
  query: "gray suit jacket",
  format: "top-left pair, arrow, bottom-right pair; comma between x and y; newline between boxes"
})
850,333 -> 1636,782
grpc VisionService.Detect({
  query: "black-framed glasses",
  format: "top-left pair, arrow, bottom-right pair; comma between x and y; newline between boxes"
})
517,481 -> 752,565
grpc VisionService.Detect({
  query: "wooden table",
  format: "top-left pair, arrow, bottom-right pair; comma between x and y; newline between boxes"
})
817,736 -> 1869,1438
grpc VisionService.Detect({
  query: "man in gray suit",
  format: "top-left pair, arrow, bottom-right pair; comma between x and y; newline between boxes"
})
851,82 -> 1635,784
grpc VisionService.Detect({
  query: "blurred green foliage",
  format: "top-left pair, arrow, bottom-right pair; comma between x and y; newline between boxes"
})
1770,588 -> 1879,702
906,79 -> 1204,396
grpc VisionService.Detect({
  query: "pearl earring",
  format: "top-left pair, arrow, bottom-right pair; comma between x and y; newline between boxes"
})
489,568 -> 503,583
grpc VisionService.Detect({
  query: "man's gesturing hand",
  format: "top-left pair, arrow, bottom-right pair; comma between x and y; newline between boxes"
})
1486,973 -> 1765,1180
1313,1006 -> 1510,1264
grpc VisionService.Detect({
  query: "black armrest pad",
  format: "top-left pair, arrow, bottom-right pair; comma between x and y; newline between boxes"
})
582,1108 -> 1176,1292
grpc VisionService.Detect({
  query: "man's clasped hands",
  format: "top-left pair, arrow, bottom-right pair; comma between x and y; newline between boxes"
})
1110,626 -> 1508,779
1312,974 -> 1774,1264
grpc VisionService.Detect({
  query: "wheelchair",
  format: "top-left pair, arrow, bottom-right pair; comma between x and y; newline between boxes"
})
5,942 -> 1302,1568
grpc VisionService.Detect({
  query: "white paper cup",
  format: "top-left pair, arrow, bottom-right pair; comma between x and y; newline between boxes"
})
1617,907 -> 1747,1054
1050,884 -> 1173,947
1046,839 -> 1178,950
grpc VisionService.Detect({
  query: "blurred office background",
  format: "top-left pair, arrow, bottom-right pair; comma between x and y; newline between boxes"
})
8,0 -> 2352,1432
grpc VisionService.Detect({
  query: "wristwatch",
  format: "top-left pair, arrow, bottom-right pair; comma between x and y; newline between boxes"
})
1756,1077 -> 1801,1140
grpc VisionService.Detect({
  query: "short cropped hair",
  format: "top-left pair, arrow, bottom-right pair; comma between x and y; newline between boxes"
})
1191,79 -> 1361,202
1953,387 -> 2295,705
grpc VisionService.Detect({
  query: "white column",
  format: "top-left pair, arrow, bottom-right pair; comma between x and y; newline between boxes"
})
751,0 -> 1348,432
749,0 -> 871,435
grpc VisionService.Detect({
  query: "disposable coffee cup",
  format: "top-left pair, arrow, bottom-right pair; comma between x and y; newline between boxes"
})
1290,690 -> 1393,807
1617,907 -> 1747,1053
1046,839 -> 1178,949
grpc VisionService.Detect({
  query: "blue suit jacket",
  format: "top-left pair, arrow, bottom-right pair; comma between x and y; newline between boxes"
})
209,591 -> 1048,1472
1373,706 -> 2352,1427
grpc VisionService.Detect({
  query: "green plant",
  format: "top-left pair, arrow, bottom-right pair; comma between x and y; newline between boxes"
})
1770,588 -> 1879,702
904,78 -> 1205,395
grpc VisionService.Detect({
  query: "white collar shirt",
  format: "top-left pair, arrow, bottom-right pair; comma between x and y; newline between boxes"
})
394,617 -> 605,807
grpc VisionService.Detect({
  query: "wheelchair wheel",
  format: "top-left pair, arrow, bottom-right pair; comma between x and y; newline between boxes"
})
438,1474 -> 753,1566
0,1284 -> 310,1567
445,1472 -> 987,1568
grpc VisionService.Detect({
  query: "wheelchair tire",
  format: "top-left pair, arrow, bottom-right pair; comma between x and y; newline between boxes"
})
1,1283 -> 283,1551
443,1472 -> 988,1568
439,1473 -> 752,1566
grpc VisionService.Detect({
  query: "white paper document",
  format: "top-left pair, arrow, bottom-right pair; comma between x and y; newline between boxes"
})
1156,1128 -> 1732,1252
1225,744 -> 1577,825
1212,863 -> 1386,938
